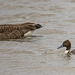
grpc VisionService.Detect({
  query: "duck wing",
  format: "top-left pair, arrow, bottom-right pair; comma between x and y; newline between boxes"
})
71,49 -> 75,54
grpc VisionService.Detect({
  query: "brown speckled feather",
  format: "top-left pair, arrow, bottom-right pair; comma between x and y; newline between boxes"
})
0,22 -> 36,33
0,22 -> 41,40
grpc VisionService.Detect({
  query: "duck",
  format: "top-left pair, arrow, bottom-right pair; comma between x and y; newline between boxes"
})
57,40 -> 75,55
0,22 -> 42,40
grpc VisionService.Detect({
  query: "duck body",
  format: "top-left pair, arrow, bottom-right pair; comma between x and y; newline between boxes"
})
71,49 -> 75,54
0,22 -> 42,40
57,40 -> 75,55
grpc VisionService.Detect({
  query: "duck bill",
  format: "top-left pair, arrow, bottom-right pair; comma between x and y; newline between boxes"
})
57,45 -> 63,49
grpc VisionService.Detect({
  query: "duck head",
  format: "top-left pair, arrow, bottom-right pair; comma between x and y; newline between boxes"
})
57,40 -> 71,50
57,40 -> 71,54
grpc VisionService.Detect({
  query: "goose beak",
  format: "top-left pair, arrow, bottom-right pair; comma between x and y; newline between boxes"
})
35,24 -> 43,29
57,45 -> 63,49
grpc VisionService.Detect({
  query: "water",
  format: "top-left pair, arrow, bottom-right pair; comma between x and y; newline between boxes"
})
0,0 -> 75,75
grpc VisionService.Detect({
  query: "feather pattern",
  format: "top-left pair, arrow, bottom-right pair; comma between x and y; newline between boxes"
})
0,22 -> 42,40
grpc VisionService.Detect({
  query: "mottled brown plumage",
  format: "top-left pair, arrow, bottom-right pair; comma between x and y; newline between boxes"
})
0,23 -> 36,33
0,22 -> 42,40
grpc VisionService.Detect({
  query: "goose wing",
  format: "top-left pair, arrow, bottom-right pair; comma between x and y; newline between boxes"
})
0,29 -> 28,40
0,22 -> 42,40
0,22 -> 36,33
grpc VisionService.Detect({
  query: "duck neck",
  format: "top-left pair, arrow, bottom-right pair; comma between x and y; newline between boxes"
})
66,46 -> 71,50
65,46 -> 71,54
65,50 -> 71,55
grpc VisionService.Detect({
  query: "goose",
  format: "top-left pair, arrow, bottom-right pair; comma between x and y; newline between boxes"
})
57,40 -> 75,55
0,22 -> 42,40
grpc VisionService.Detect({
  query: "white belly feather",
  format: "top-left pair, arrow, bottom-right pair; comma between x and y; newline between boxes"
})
24,30 -> 34,37
64,50 -> 70,54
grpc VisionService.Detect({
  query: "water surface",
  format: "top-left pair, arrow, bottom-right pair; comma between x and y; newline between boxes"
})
0,0 -> 75,75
